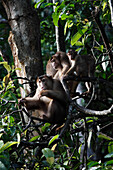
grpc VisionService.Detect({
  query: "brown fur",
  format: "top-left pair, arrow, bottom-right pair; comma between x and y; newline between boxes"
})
66,49 -> 95,93
19,75 -> 68,124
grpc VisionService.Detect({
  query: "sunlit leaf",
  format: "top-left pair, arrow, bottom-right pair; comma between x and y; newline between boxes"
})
0,141 -> 18,153
71,28 -> 88,46
0,62 -> 11,72
74,41 -> 84,46
49,134 -> 59,145
98,132 -> 112,140
51,144 -> 57,151
78,144 -> 82,154
64,21 -> 68,35
52,12 -> 60,26
29,135 -> 40,142
34,0 -> 44,8
2,74 -> 10,87
102,1 -> 107,11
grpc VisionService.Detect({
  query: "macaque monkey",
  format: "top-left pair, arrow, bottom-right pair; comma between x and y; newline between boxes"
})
19,75 -> 68,124
50,51 -> 71,80
46,59 -> 57,77
66,49 -> 95,94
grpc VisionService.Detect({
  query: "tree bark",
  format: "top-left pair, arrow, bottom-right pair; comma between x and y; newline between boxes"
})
2,0 -> 44,124
2,0 -> 43,85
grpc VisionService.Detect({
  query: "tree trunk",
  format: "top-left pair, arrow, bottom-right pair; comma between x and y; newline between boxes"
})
2,0 -> 44,123
2,0 -> 43,90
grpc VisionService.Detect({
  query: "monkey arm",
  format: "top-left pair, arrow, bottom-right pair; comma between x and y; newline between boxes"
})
53,71 -> 59,79
65,63 -> 76,76
19,97 -> 45,110
60,64 -> 70,77
40,90 -> 67,104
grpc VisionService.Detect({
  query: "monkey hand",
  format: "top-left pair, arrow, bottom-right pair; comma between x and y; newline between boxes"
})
40,90 -> 48,97
18,98 -> 26,106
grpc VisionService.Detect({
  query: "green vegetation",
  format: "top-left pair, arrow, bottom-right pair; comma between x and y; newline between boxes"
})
0,0 -> 113,169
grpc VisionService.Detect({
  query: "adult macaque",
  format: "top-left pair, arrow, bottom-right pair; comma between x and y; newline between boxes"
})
66,49 -> 95,94
50,51 -> 71,79
19,75 -> 68,124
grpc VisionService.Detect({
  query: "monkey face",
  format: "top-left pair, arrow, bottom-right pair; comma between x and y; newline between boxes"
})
67,49 -> 77,60
51,55 -> 61,70
37,75 -> 53,91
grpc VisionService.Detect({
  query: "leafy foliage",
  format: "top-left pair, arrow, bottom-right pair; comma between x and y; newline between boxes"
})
0,0 -> 113,169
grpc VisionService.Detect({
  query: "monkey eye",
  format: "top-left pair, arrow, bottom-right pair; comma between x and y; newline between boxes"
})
42,78 -> 45,82
39,79 -> 41,83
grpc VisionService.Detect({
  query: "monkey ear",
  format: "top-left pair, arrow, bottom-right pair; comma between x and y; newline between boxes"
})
36,77 -> 39,82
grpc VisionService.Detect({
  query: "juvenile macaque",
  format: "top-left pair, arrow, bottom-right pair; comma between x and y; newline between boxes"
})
46,59 -> 57,77
19,75 -> 68,124
50,51 -> 71,79
66,49 -> 95,93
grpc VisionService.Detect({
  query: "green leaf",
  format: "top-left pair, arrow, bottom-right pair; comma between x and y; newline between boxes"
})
0,161 -> 7,170
87,161 -> 100,168
0,141 -> 4,148
0,62 -> 11,73
0,141 -> 18,153
42,148 -> 54,158
104,152 -> 113,158
41,123 -> 51,133
98,133 -> 111,140
108,73 -> 113,79
102,1 -> 107,11
2,74 -> 10,87
108,142 -> 113,153
42,148 -> 55,165
52,12 -> 60,26
49,134 -> 59,145
29,135 -> 40,142
74,41 -> 84,46
64,21 -> 68,35
94,45 -> 104,52
71,28 -> 88,46
105,160 -> 113,165
34,0 -> 44,8
46,157 -> 54,165
61,14 -> 68,20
